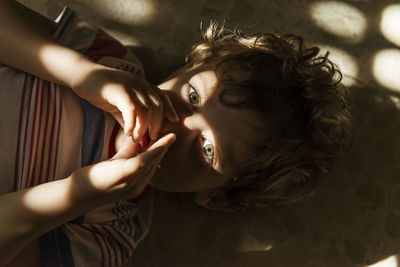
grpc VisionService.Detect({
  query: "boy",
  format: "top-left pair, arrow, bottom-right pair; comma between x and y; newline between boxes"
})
0,1 -> 351,266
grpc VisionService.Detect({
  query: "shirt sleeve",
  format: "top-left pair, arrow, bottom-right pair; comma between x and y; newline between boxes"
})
39,7 -> 152,267
40,193 -> 154,267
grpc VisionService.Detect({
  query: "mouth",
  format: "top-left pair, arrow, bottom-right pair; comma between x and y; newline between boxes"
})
137,131 -> 151,154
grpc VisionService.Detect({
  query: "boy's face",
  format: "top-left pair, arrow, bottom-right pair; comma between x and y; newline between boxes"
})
148,62 -> 263,193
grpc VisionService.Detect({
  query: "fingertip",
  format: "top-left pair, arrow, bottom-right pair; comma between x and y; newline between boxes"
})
159,132 -> 176,149
167,132 -> 177,143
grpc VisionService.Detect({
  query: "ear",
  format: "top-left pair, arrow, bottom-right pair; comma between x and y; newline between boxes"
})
193,190 -> 239,212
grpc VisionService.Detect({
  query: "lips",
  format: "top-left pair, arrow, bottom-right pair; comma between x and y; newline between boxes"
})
138,131 -> 150,153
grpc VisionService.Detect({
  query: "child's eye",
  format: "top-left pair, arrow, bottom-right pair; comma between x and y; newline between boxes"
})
202,138 -> 215,163
188,85 -> 200,109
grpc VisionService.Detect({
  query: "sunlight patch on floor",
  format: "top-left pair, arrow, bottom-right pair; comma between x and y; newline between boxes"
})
380,4 -> 400,47
309,1 -> 367,42
95,0 -> 155,25
366,255 -> 398,267
237,235 -> 274,253
315,44 -> 359,86
373,49 -> 400,91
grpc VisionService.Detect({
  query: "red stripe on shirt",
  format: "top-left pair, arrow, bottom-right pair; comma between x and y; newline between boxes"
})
102,226 -> 119,267
96,225 -> 113,267
27,78 -> 42,188
30,79 -> 44,187
14,74 -> 28,191
20,76 -> 35,190
108,226 -> 135,261
38,82 -> 50,184
100,224 -> 122,266
24,78 -> 40,189
51,85 -> 63,181
45,84 -> 56,183
93,224 -> 112,267
80,224 -> 106,267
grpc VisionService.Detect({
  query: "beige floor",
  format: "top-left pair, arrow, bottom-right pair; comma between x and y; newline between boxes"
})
20,0 -> 400,266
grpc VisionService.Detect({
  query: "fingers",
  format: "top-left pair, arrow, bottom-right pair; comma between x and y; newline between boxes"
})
107,74 -> 179,142
151,84 -> 179,123
146,132 -> 176,152
117,97 -> 135,136
147,85 -> 164,140
123,133 -> 175,173
131,80 -> 178,142
122,133 -> 176,196
82,133 -> 176,201
131,85 -> 151,142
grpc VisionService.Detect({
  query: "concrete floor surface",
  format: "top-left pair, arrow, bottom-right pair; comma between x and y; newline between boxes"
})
20,0 -> 400,266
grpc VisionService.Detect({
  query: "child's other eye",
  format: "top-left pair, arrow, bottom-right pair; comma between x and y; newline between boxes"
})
202,138 -> 215,163
188,85 -> 200,109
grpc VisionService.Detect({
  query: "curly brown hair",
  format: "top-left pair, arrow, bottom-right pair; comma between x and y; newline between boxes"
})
186,23 -> 352,208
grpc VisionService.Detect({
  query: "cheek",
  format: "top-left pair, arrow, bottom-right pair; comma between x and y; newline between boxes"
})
151,148 -> 210,192
158,148 -> 201,182
150,134 -> 227,192
153,155 -> 227,192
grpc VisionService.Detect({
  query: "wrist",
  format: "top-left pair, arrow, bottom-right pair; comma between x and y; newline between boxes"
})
69,167 -> 120,207
68,56 -> 100,90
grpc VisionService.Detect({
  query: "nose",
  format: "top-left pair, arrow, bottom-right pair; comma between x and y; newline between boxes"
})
160,90 -> 209,141
160,90 -> 194,136
161,114 -> 201,140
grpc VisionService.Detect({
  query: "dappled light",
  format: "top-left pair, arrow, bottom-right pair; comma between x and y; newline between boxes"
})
22,179 -> 73,216
380,4 -> 400,47
316,44 -> 358,86
94,0 -> 155,25
309,1 -> 367,42
373,48 -> 400,91
8,0 -> 400,266
366,255 -> 398,267
237,238 -> 274,252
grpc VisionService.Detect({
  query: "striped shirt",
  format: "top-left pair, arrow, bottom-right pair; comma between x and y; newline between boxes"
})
0,7 -> 152,267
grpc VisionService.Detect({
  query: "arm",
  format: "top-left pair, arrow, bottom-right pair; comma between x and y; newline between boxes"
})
0,0 -> 178,141
0,0 -> 93,88
0,176 -> 95,265
0,133 -> 175,266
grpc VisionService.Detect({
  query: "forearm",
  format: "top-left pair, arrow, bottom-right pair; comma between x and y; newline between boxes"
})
0,176 -> 98,266
0,0 -> 96,88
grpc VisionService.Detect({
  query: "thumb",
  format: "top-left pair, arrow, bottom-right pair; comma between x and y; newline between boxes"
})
122,133 -> 176,173
111,141 -> 137,160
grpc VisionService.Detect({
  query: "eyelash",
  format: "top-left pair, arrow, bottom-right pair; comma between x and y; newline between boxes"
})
187,84 -> 200,110
187,84 -> 215,165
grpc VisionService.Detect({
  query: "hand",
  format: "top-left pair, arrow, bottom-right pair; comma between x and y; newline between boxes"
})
70,63 -> 179,142
71,133 -> 176,204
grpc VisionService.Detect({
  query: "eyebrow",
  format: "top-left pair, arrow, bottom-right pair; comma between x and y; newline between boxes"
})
196,71 -> 215,99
